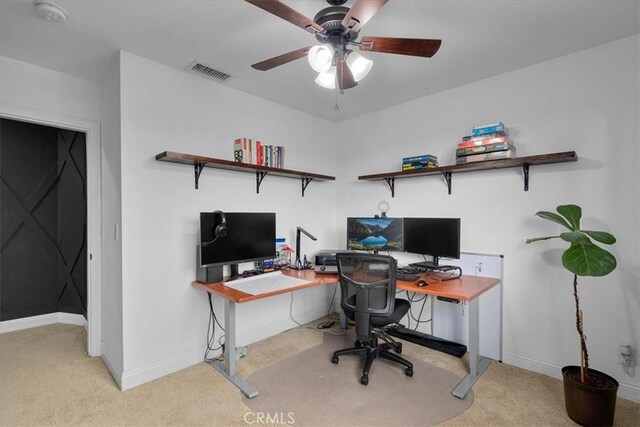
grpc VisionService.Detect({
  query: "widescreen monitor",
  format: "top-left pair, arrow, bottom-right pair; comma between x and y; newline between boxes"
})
346,217 -> 404,252
199,212 -> 276,268
404,218 -> 461,267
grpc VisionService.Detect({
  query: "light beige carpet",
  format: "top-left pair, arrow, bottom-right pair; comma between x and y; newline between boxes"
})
243,331 -> 473,426
1,322 -> 639,426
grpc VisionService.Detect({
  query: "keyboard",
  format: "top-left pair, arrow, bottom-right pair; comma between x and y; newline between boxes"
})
396,273 -> 419,282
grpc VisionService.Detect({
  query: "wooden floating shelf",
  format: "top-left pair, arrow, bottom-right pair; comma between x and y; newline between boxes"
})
358,151 -> 578,196
155,151 -> 335,197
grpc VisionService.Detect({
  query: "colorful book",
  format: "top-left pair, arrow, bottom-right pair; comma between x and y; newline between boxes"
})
455,149 -> 516,164
402,164 -> 439,171
233,138 -> 244,163
402,160 -> 438,170
462,131 -> 508,142
457,135 -> 509,149
471,122 -> 506,136
456,141 -> 515,157
403,154 -> 437,163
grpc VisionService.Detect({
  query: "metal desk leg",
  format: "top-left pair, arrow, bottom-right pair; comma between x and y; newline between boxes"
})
206,299 -> 259,398
452,298 -> 492,399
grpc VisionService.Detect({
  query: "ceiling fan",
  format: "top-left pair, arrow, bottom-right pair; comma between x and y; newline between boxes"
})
246,0 -> 441,91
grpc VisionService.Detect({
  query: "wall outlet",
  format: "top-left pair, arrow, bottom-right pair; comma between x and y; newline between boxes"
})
618,342 -> 632,366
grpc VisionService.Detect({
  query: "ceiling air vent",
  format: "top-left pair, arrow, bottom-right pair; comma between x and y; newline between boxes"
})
185,60 -> 231,82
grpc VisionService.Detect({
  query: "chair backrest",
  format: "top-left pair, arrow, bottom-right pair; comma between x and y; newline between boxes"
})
336,253 -> 397,342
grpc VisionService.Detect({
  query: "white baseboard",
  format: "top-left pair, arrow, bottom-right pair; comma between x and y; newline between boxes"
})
503,350 -> 640,403
0,312 -> 87,334
120,349 -> 204,391
100,347 -> 123,390
118,305 -> 330,391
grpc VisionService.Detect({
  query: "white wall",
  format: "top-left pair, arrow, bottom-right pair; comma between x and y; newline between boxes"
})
336,35 -> 640,400
99,52 -> 124,383
117,52 -> 339,388
0,56 -> 100,122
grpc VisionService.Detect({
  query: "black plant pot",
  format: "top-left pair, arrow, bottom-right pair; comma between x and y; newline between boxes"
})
562,366 -> 619,426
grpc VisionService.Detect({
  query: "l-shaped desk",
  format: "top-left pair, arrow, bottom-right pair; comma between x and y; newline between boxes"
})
193,269 -> 500,400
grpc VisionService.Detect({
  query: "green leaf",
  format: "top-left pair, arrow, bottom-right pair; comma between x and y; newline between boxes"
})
560,232 -> 591,244
582,230 -> 616,245
562,241 -> 617,277
557,204 -> 582,231
535,211 -> 573,230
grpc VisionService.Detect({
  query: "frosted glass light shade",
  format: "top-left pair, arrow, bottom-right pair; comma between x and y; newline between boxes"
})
308,44 -> 334,73
315,66 -> 336,89
346,52 -> 373,81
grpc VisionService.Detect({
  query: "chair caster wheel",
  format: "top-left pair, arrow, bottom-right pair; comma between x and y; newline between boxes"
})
405,368 -> 413,377
360,375 -> 369,385
396,343 -> 403,354
331,355 -> 339,364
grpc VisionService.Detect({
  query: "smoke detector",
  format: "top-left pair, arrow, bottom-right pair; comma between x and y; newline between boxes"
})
34,0 -> 67,22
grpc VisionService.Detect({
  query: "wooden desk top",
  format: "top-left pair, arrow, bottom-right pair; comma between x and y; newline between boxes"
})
192,269 -> 338,303
193,269 -> 500,303
396,274 -> 500,301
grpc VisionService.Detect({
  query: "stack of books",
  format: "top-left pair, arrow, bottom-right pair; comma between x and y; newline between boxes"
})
402,154 -> 439,171
455,122 -> 516,164
234,138 -> 285,168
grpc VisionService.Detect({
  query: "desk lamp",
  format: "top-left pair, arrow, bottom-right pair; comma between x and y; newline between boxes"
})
293,226 -> 317,269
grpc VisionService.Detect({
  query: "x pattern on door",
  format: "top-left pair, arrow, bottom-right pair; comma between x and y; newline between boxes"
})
1,125 -> 87,320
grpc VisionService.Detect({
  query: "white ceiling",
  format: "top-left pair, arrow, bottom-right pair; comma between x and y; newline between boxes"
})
1,0 -> 638,122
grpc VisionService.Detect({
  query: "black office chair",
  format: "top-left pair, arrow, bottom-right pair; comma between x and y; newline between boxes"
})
331,253 -> 413,385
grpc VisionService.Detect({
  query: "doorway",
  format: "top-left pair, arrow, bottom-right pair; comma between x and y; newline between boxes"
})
0,105 -> 101,357
1,118 -> 87,321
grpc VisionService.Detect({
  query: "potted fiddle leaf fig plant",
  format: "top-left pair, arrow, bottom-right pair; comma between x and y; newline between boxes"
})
526,204 -> 619,426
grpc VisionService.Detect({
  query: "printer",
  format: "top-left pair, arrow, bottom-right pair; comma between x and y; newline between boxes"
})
313,250 -> 347,274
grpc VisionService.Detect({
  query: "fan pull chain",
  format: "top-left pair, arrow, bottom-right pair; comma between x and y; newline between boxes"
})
334,87 -> 340,110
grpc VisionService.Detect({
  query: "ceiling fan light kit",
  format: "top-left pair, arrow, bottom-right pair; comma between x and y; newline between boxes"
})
315,67 -> 337,89
308,44 -> 335,73
246,0 -> 441,93
346,51 -> 373,82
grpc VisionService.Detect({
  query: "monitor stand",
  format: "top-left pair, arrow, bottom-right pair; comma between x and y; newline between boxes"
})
229,263 -> 239,279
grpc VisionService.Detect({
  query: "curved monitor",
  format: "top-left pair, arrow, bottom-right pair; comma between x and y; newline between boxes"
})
346,217 -> 404,252
199,212 -> 276,267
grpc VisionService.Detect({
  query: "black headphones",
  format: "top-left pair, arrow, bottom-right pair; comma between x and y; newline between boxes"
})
202,210 -> 227,247
213,210 -> 227,238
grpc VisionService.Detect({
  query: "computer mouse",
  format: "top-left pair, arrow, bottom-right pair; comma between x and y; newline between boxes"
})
417,280 -> 429,287
319,265 -> 326,271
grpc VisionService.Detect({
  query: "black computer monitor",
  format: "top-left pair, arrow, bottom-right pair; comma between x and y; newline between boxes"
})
404,218 -> 461,269
199,212 -> 276,273
346,217 -> 404,252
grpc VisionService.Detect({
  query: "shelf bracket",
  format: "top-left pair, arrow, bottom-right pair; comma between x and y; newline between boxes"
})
442,171 -> 452,195
301,177 -> 313,197
384,177 -> 395,198
194,163 -> 205,189
256,171 -> 268,194
522,164 -> 530,191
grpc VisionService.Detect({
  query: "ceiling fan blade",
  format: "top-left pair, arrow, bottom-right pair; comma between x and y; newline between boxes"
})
251,47 -> 312,71
337,58 -> 357,90
245,0 -> 324,34
341,0 -> 388,33
359,37 -> 442,57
